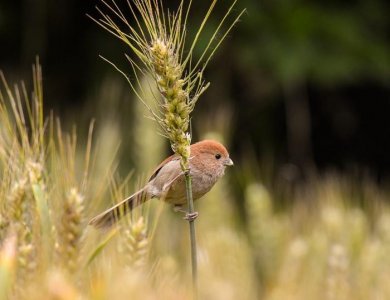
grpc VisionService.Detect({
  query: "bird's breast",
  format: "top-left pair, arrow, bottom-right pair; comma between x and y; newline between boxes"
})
161,167 -> 219,205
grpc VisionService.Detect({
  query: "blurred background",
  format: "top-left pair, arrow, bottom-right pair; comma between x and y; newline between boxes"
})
1,0 -> 389,181
1,1 -> 390,298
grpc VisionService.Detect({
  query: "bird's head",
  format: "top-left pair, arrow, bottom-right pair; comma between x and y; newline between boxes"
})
190,140 -> 233,177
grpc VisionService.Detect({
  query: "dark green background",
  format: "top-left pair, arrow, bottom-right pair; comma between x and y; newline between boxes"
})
1,0 -> 389,179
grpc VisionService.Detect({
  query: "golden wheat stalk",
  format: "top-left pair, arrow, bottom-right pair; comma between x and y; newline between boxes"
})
0,60 -> 52,289
90,0 -> 244,296
7,178 -> 36,288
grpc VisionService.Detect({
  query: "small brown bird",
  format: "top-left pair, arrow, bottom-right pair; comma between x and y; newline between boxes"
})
89,140 -> 233,229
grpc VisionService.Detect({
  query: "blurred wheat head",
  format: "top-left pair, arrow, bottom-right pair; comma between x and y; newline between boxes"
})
0,59 -> 125,299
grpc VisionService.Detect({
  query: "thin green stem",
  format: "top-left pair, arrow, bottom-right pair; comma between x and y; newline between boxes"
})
184,169 -> 198,300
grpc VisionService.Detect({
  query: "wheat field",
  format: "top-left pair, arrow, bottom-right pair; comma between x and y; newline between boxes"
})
0,60 -> 389,300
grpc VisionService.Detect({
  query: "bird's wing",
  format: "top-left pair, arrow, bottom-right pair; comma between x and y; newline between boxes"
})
90,154 -> 183,229
147,157 -> 184,198
148,153 -> 179,182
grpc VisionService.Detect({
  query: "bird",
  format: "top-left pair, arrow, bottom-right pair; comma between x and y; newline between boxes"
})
89,139 -> 233,229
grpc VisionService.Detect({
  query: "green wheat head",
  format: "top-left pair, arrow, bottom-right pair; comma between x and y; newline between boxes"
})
92,0 -> 244,168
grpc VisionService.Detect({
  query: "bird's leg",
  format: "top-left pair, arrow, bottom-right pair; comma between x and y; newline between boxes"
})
173,204 -> 186,213
173,205 -> 199,221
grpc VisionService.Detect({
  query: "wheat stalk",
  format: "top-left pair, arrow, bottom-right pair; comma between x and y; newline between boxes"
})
91,1 -> 244,295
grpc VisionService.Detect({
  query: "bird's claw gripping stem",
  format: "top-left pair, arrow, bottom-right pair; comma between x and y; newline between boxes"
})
173,205 -> 198,221
184,211 -> 199,221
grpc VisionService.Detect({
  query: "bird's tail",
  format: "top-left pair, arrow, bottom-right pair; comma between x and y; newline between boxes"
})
89,188 -> 148,229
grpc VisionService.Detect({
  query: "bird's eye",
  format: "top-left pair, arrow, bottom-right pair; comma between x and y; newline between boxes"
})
215,154 -> 221,160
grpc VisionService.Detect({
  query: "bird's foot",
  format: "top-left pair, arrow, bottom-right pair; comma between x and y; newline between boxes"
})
173,205 -> 198,221
184,211 -> 199,221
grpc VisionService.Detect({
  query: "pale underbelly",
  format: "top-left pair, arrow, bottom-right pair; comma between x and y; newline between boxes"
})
161,173 -> 215,205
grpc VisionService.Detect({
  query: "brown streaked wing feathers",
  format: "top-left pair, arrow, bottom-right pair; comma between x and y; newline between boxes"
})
148,153 -> 179,181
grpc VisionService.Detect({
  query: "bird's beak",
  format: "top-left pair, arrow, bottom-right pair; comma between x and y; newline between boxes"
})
224,158 -> 234,166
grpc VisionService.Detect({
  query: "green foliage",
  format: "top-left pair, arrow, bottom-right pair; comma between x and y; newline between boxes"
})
238,0 -> 389,84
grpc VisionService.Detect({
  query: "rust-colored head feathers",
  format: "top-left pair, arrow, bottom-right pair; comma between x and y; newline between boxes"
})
190,140 -> 233,170
190,140 -> 229,157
